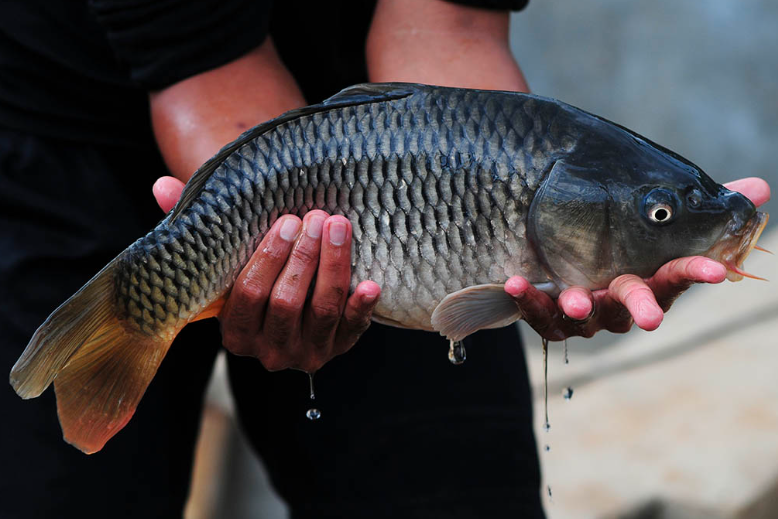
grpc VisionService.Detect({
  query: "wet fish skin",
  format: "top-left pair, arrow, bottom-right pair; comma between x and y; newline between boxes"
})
116,84 -> 579,334
9,83 -> 765,454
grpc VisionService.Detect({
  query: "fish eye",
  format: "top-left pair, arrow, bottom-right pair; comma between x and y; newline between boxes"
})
648,203 -> 673,224
642,188 -> 677,226
686,189 -> 702,208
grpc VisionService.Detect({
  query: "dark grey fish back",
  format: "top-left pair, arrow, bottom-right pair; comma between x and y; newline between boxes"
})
117,85 -> 578,334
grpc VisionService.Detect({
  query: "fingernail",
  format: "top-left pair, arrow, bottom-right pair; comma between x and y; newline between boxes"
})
504,281 -> 524,299
280,218 -> 300,242
329,221 -> 347,246
306,215 -> 325,239
362,292 -> 378,304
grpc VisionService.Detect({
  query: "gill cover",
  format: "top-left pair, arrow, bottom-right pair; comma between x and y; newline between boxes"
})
528,161 -> 623,290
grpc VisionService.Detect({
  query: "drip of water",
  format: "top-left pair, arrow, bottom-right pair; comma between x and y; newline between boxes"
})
305,372 -> 320,420
542,337 -> 550,432
547,485 -> 553,503
563,387 -> 574,401
563,339 -> 569,365
448,340 -> 466,365
544,445 -> 551,452
308,372 -> 316,400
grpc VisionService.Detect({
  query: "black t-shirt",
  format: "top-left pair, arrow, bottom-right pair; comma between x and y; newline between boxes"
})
0,0 -> 528,146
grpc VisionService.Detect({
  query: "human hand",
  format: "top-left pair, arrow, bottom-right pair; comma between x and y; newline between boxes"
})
504,177 -> 771,341
153,176 -> 381,372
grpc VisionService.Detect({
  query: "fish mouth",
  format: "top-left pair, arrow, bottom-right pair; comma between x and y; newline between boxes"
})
704,211 -> 769,281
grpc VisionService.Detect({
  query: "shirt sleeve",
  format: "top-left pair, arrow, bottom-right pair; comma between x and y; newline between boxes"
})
445,0 -> 529,11
88,0 -> 274,90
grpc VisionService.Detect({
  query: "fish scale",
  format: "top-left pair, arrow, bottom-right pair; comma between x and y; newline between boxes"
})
115,85 -> 565,336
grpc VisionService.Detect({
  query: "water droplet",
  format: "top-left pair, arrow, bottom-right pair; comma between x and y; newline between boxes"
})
563,338 -> 569,365
542,337 -> 550,432
563,387 -> 574,401
544,444 -> 551,452
547,485 -> 553,502
448,340 -> 466,365
306,408 -> 321,421
308,372 -> 316,400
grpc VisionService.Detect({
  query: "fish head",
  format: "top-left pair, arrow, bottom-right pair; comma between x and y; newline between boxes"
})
528,129 -> 767,290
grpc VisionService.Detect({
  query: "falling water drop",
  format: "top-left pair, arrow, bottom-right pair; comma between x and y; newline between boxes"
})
305,372 -> 320,420
563,339 -> 569,365
544,445 -> 551,452
542,337 -> 550,432
448,340 -> 466,365
547,485 -> 553,503
563,387 -> 574,401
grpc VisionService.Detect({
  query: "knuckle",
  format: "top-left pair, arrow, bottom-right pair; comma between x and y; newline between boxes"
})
260,353 -> 289,372
622,284 -> 653,307
262,248 -> 287,264
264,320 -> 294,347
269,297 -> 303,319
299,356 -> 327,373
221,333 -> 252,357
236,278 -> 267,307
310,301 -> 342,326
290,243 -> 320,265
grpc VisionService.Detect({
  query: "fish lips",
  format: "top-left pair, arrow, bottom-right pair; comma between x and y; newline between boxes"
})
704,211 -> 769,281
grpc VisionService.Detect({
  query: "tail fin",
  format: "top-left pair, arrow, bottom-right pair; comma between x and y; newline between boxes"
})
9,256 -> 176,454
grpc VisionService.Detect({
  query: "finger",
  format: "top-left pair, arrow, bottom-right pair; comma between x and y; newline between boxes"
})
304,216 -> 352,350
219,215 -> 301,355
331,281 -> 381,359
608,275 -> 664,331
504,276 -> 564,340
724,177 -> 770,207
152,176 -> 185,213
263,211 -> 328,349
646,256 -> 726,311
592,290 -> 635,334
557,287 -> 594,321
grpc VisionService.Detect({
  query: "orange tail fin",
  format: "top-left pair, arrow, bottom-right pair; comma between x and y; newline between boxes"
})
9,254 -> 179,454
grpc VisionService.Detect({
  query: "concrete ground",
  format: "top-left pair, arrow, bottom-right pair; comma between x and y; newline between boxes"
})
186,2 -> 778,517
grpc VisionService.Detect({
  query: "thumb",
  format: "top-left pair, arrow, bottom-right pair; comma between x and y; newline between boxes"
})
152,176 -> 186,214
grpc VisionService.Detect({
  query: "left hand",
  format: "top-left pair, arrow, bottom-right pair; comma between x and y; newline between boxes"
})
505,177 -> 771,340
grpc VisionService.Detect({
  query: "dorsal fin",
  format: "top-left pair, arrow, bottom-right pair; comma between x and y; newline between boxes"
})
169,83 -> 419,222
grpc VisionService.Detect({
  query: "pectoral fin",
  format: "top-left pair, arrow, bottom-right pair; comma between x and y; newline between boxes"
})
430,284 -> 523,341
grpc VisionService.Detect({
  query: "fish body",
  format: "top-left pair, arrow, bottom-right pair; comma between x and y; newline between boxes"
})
9,83 -> 767,453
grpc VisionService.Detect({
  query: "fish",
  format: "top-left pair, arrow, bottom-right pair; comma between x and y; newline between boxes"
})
8,83 -> 768,454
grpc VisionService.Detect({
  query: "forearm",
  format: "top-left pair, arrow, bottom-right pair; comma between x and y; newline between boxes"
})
149,38 -> 306,183
366,0 -> 529,92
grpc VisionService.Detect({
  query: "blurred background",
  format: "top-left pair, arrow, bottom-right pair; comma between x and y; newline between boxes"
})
185,1 -> 778,517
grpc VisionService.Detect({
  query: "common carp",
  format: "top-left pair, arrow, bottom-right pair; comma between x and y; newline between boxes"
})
9,83 -> 767,454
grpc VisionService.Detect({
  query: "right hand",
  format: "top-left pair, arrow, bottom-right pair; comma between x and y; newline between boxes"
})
153,176 -> 381,372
